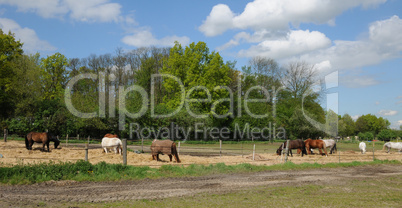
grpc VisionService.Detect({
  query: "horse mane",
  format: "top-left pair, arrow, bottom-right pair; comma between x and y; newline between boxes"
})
104,133 -> 119,138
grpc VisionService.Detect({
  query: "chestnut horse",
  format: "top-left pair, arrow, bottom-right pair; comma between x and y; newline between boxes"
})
25,132 -> 60,152
276,139 -> 307,157
304,138 -> 327,156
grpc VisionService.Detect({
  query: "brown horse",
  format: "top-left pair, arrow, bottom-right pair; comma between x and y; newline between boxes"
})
304,138 -> 327,156
276,139 -> 307,157
151,139 -> 181,163
25,132 -> 60,152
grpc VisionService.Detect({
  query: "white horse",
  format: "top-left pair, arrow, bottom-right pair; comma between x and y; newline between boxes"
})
322,139 -> 337,154
101,136 -> 123,155
359,142 -> 366,154
383,142 -> 402,153
311,139 -> 337,154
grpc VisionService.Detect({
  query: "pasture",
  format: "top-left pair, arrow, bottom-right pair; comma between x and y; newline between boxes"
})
0,139 -> 401,167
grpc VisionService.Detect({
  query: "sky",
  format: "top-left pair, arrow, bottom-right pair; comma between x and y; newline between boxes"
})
0,0 -> 401,129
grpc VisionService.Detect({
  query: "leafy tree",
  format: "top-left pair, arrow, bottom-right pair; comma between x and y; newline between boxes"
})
40,52 -> 69,100
377,129 -> 396,141
0,29 -> 23,119
162,41 -> 232,117
338,114 -> 356,137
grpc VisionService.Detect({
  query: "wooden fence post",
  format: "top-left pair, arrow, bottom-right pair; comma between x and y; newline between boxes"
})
219,140 -> 222,157
178,141 -> 180,155
87,136 -> 90,144
85,143 -> 88,162
372,140 -> 375,161
77,134 -> 80,140
65,134 -> 68,147
122,139 -> 127,165
141,136 -> 144,153
3,129 -> 7,142
252,144 -> 255,161
284,140 -> 289,162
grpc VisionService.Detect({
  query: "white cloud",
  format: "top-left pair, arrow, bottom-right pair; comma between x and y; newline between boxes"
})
199,0 -> 386,36
0,0 -> 126,23
397,120 -> 402,126
238,30 -> 331,59
378,109 -> 398,116
122,28 -> 190,47
351,115 -> 360,121
0,18 -> 56,53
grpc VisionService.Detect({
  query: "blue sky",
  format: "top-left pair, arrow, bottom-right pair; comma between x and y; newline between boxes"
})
0,0 -> 401,129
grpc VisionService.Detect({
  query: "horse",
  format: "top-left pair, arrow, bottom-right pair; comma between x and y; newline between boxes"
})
151,139 -> 181,163
304,138 -> 328,156
101,134 -> 123,155
276,139 -> 307,157
383,142 -> 402,153
359,142 -> 366,154
322,139 -> 337,154
25,132 -> 60,152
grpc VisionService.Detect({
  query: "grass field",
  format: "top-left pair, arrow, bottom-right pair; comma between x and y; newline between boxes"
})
43,170 -> 402,208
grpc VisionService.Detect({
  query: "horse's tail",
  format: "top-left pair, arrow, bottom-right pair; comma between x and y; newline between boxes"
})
25,133 -> 30,150
172,142 -> 181,163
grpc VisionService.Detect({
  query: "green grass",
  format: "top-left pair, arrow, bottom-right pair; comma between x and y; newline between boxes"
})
0,159 -> 399,185
56,171 -> 402,208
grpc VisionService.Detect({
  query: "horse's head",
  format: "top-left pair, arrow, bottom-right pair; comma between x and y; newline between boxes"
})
47,133 -> 60,149
54,139 -> 60,149
276,148 -> 281,155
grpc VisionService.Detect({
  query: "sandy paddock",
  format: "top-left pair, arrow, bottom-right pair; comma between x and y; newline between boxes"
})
0,141 -> 401,167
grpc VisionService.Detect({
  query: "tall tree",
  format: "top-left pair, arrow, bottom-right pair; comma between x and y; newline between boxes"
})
40,52 -> 69,100
0,29 -> 23,119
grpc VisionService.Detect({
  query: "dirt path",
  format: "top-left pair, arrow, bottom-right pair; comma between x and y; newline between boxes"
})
0,164 -> 401,207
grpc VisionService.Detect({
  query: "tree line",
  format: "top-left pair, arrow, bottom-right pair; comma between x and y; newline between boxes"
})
1,29 -> 399,141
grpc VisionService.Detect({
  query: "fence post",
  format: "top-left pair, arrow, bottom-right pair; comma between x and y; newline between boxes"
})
85,143 -> 88,162
253,144 -> 255,161
77,134 -> 80,140
66,134 -> 68,147
338,144 -> 341,163
122,139 -> 127,165
87,136 -> 90,144
372,140 -> 375,161
141,136 -> 144,153
219,140 -> 222,157
178,141 -> 180,155
3,128 -> 7,142
284,140 -> 289,162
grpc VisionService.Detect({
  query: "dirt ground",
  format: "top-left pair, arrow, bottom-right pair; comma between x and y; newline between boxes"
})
0,164 -> 401,207
0,141 -> 402,207
0,140 -> 401,167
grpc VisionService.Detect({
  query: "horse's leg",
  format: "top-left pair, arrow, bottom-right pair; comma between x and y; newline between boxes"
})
290,149 -> 293,157
318,148 -> 323,156
168,154 -> 173,162
46,142 -> 50,152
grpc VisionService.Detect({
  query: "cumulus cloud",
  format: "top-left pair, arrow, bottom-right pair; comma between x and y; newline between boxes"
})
351,115 -> 360,121
0,0 -> 126,23
238,30 -> 331,59
199,0 -> 386,36
378,109 -> 398,116
122,28 -> 190,47
0,18 -> 56,53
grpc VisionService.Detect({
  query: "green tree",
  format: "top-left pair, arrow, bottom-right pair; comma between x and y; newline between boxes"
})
162,41 -> 232,117
338,114 -> 356,137
377,129 -> 396,141
40,52 -> 69,100
0,29 -> 24,119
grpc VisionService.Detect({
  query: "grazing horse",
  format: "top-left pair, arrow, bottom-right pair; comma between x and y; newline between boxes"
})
151,139 -> 181,163
383,142 -> 402,153
304,139 -> 328,156
25,132 -> 60,152
101,134 -> 123,155
322,139 -> 337,154
359,142 -> 366,154
276,139 -> 307,157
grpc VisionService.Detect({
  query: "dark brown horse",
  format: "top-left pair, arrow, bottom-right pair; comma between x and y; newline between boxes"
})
304,138 -> 327,156
151,139 -> 181,163
25,132 -> 60,152
276,139 -> 307,157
